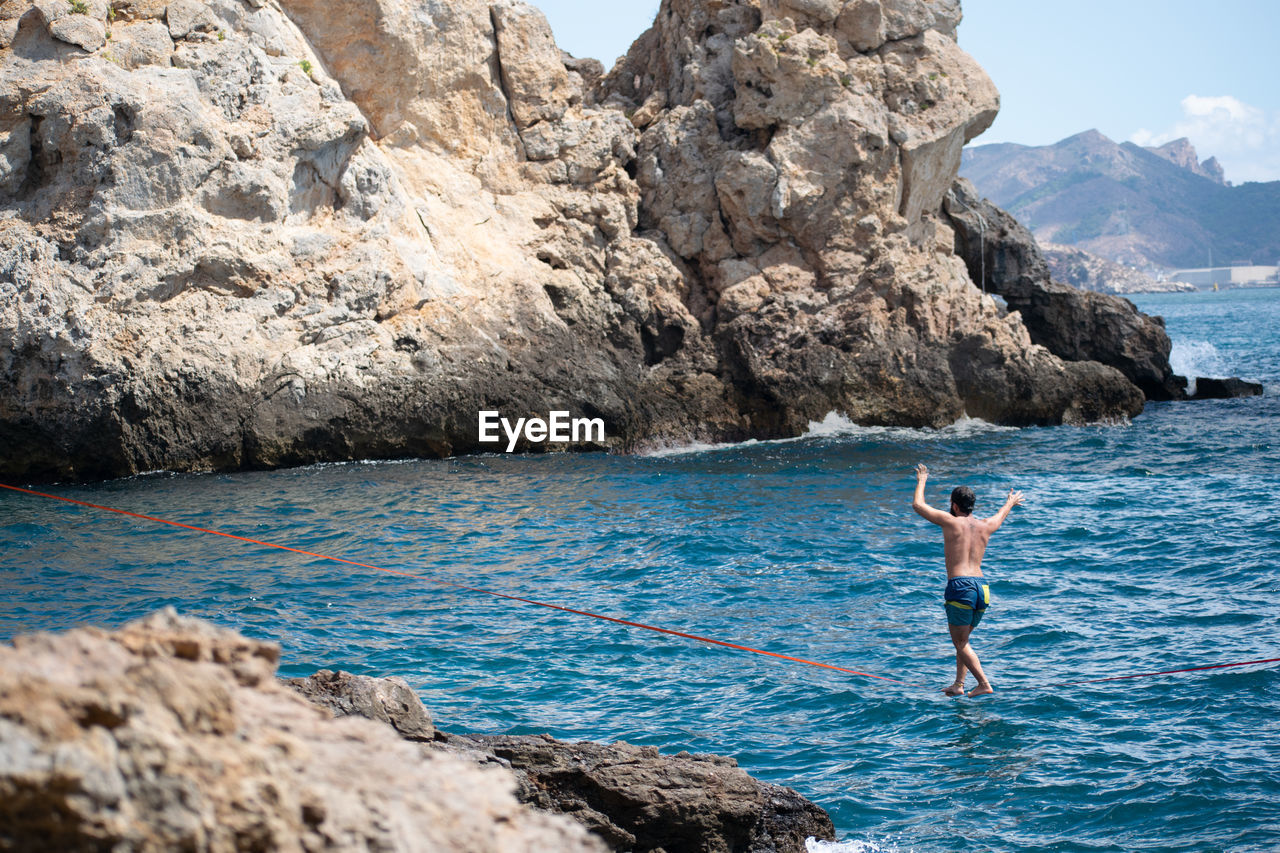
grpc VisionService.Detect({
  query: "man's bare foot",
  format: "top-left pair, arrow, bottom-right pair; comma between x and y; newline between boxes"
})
943,681 -> 965,697
966,681 -> 994,698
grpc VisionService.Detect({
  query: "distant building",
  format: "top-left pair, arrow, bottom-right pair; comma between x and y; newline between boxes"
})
1168,266 -> 1279,288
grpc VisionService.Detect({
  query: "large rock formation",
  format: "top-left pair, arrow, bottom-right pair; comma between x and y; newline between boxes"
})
1,0 -> 1152,481
0,610 -> 604,851
944,178 -> 1186,402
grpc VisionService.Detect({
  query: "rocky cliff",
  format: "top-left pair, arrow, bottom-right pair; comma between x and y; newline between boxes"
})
2,0 -> 1149,481
944,178 -> 1185,402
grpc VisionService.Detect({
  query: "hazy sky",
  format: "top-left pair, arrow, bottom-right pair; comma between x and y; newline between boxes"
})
532,0 -> 1280,183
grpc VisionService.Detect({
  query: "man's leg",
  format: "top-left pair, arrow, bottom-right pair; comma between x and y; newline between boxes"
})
943,602 -> 968,696
948,623 -> 993,697
944,654 -> 967,696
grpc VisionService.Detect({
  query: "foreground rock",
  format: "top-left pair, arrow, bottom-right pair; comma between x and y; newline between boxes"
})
440,734 -> 832,853
944,178 -> 1185,402
284,668 -> 435,741
0,611 -> 603,852
287,671 -> 836,852
3,0 -> 1151,481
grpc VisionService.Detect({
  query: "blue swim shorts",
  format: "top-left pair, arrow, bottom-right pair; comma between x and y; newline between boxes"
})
944,576 -> 990,627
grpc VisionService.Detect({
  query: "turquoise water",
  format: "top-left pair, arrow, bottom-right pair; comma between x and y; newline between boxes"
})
3,289 -> 1279,852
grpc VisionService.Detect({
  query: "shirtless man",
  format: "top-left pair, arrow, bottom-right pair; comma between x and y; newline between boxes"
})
912,463 -> 1024,698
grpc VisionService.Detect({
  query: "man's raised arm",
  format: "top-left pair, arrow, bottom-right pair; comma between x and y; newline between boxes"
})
912,463 -> 951,525
984,488 -> 1025,533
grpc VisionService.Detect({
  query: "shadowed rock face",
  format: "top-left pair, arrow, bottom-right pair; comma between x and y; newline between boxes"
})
443,733 -> 837,853
943,178 -> 1186,402
1191,377 -> 1262,400
2,0 -> 1150,480
282,670 -> 837,853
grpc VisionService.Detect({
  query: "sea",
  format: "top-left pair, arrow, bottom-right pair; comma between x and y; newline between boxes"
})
2,288 -> 1278,852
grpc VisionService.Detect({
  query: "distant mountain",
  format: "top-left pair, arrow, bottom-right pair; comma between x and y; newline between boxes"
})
960,130 -> 1280,270
1144,138 -> 1225,184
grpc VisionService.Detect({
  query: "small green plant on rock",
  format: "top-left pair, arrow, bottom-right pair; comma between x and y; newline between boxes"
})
218,29 -> 226,40
68,0 -> 89,13
299,59 -> 313,75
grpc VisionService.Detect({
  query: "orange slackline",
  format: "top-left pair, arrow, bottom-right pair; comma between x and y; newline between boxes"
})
1004,657 -> 1280,691
4,481 -> 1278,692
0,482 -> 912,685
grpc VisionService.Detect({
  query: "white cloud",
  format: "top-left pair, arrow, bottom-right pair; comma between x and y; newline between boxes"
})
1128,94 -> 1280,183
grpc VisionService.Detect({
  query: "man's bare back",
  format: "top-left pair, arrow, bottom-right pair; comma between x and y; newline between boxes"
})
937,510 -> 1001,578
912,464 -> 1023,577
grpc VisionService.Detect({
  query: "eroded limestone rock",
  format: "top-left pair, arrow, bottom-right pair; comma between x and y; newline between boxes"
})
1,0 -> 1163,481
0,610 -> 604,851
285,668 -> 435,741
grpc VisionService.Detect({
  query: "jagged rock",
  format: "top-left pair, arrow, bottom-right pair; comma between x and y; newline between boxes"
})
491,0 -> 575,130
284,669 -> 435,741
1146,137 -> 1225,185
604,0 -> 1136,431
441,734 -> 836,853
165,0 -> 218,40
48,13 -> 106,51
280,668 -> 835,853
1191,377 -> 1263,400
0,610 -> 605,852
2,0 -> 1159,481
944,178 -> 1185,402
105,20 -> 175,69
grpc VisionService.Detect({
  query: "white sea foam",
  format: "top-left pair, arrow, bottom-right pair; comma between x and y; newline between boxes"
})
1169,340 -> 1231,395
805,836 -> 907,853
640,437 -> 773,458
800,411 -> 1017,441
639,412 -> 1015,457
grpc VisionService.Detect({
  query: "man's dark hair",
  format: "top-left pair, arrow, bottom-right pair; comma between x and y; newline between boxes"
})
950,486 -> 976,516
